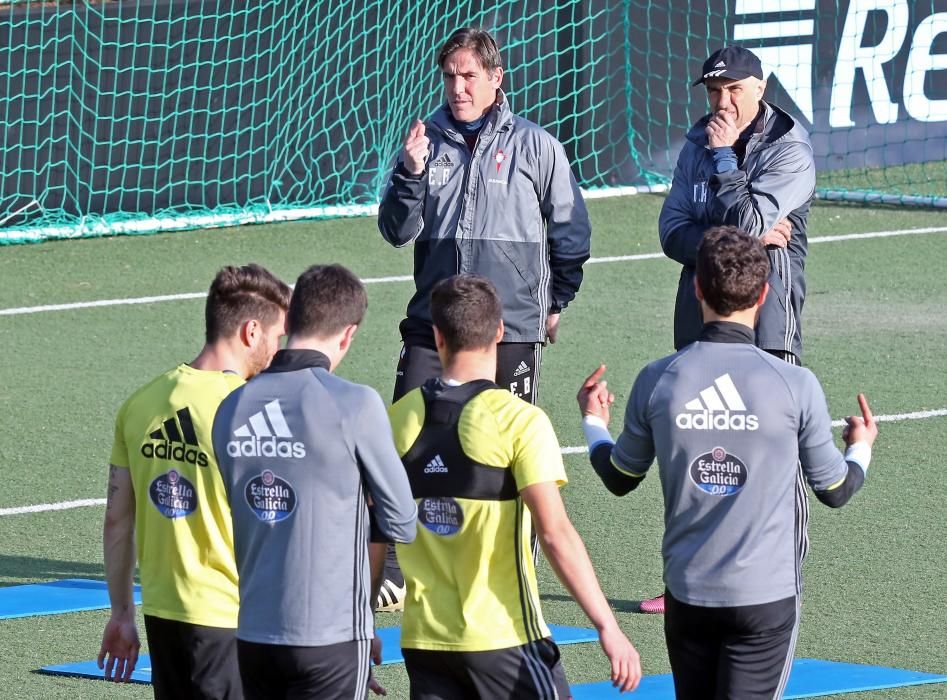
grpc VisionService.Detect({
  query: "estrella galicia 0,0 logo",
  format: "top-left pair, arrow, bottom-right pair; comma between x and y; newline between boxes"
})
245,469 -> 297,523
149,469 -> 197,518
689,446 -> 748,496
418,496 -> 464,536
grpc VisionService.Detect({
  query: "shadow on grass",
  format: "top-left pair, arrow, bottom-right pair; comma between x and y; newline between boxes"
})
0,554 -> 105,587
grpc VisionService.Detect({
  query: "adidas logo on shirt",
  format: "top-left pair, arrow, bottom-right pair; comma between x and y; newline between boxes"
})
424,454 -> 448,474
140,407 -> 209,467
226,400 -> 306,459
675,374 -> 759,431
513,361 -> 530,377
429,153 -> 453,168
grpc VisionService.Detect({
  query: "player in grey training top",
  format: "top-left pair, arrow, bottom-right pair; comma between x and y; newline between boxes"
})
576,226 -> 878,700
213,264 -> 417,700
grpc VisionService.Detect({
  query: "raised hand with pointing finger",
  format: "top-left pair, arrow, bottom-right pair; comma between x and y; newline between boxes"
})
577,364 -> 615,425
402,119 -> 430,175
842,393 -> 878,448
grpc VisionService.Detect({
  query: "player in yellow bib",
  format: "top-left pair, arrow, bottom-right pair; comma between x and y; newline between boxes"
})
388,274 -> 642,698
98,264 -> 290,699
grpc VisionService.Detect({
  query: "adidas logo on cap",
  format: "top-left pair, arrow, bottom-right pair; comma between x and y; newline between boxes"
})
676,374 -> 759,431
140,407 -> 209,467
227,400 -> 306,459
424,454 -> 448,474
513,361 -> 530,377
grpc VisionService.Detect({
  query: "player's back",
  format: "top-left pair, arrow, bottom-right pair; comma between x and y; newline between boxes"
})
111,364 -> 243,627
213,363 -> 384,647
389,378 -> 567,652
623,336 -> 844,607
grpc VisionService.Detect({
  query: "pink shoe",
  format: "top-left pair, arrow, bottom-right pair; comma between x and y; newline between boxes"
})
639,593 -> 665,614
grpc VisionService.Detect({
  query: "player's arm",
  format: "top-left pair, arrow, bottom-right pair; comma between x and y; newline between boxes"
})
98,464 -> 140,682
520,482 -> 641,693
709,140 -> 815,237
577,365 -> 655,496
538,137 -> 591,315
798,375 -> 877,508
658,148 -> 713,267
355,390 -> 418,544
378,119 -> 431,248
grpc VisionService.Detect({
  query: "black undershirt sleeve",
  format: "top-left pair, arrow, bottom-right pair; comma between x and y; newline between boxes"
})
368,511 -> 393,543
813,461 -> 865,508
590,443 -> 645,497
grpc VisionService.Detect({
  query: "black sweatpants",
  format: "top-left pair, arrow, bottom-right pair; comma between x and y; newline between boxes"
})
144,615 -> 242,700
664,591 -> 799,700
403,638 -> 570,700
237,638 -> 371,700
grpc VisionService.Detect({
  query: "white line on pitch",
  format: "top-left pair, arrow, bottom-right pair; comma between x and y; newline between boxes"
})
2,226 -> 946,318
2,408 -> 944,517
0,498 -> 107,517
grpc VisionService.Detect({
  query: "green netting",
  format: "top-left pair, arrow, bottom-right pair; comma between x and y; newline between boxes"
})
1,0 -> 945,244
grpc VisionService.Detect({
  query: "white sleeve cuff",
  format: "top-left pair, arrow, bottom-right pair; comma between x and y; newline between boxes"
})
582,415 -> 615,454
844,441 -> 871,474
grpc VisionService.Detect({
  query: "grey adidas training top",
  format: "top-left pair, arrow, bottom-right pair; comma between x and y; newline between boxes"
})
212,349 -> 418,646
606,323 -> 863,608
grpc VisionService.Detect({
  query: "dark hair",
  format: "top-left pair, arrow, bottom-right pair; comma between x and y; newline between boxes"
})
430,274 -> 502,353
287,264 -> 367,338
696,226 -> 770,316
205,264 -> 291,343
437,27 -> 502,71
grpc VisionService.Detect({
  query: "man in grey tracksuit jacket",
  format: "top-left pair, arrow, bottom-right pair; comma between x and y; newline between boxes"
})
212,264 -> 418,700
378,92 -> 590,348
378,28 -> 591,408
577,228 -> 878,699
660,46 -> 816,363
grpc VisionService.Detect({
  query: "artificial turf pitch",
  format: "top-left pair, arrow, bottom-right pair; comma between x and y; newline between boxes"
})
0,195 -> 945,698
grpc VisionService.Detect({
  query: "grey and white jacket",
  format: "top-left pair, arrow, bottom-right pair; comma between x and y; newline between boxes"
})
609,322 -> 865,607
658,101 -> 815,358
212,350 -> 417,647
378,92 -> 591,344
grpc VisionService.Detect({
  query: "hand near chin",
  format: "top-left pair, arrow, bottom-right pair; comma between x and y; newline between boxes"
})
706,112 -> 739,148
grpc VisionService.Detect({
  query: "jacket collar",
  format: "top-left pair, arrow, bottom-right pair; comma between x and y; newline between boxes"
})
263,349 -> 331,373
430,90 -> 514,144
699,321 -> 755,344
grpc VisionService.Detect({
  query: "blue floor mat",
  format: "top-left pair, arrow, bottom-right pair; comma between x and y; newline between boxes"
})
0,579 -> 141,620
38,624 -> 598,683
570,659 -> 947,699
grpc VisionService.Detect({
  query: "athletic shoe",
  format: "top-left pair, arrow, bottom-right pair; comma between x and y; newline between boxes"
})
376,579 -> 406,613
639,593 -> 665,614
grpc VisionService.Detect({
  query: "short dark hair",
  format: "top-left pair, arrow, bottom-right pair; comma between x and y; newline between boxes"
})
205,264 -> 291,343
696,226 -> 770,316
430,274 -> 502,353
287,264 -> 367,338
437,27 -> 502,72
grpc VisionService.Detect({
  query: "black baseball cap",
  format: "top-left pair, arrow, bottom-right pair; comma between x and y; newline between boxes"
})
693,46 -> 764,86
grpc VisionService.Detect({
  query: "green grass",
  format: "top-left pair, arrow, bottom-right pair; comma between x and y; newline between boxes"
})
0,196 -> 945,698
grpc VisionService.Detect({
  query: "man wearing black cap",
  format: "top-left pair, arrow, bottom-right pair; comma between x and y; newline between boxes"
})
659,45 -> 815,365
648,45 -> 816,617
